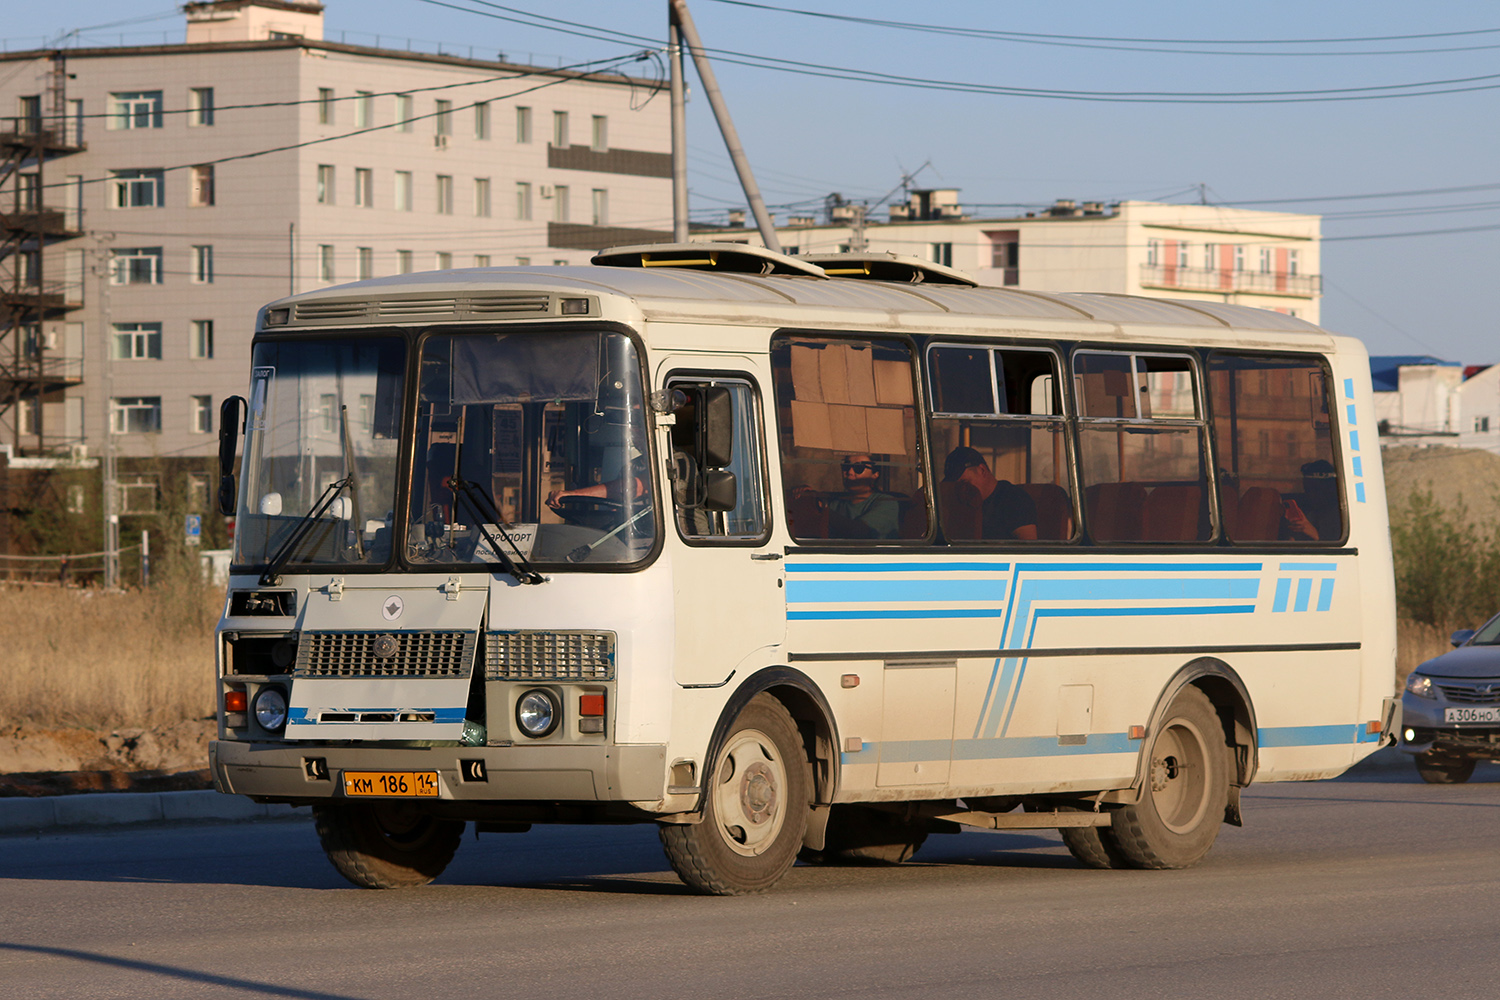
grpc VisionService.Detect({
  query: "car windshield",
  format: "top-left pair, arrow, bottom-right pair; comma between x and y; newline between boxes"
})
233,337 -> 405,570
406,329 -> 655,567
1470,614 -> 1500,646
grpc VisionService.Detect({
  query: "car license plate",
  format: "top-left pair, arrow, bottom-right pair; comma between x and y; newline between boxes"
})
343,771 -> 439,797
1444,707 -> 1500,724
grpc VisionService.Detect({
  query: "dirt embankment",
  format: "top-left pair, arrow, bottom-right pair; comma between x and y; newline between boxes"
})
0,719 -> 214,796
1383,445 -> 1500,525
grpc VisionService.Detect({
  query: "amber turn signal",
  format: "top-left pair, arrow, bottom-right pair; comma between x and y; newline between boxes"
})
224,689 -> 248,713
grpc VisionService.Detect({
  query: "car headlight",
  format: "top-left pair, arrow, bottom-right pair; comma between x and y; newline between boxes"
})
1405,673 -> 1436,700
253,686 -> 289,731
516,689 -> 559,738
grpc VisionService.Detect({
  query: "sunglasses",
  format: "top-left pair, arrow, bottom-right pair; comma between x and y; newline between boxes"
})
841,461 -> 877,473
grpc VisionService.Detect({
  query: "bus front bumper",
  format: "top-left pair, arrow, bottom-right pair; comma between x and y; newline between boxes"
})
211,739 -> 668,805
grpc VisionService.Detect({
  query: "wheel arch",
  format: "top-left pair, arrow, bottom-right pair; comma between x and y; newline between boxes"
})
1141,658 -> 1259,792
704,666 -> 840,807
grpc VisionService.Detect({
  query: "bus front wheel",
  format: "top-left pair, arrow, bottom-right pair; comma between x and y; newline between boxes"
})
660,694 -> 809,895
313,802 -> 465,889
1109,686 -> 1229,870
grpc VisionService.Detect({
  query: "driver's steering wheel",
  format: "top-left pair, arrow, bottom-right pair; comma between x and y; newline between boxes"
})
548,495 -> 624,526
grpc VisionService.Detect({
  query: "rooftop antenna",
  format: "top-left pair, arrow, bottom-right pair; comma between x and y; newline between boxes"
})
668,0 -> 781,252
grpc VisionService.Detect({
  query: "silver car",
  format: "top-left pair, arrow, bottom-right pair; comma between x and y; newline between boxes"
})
1400,612 -> 1500,782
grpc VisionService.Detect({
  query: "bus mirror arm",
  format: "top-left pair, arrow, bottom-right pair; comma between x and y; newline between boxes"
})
217,396 -> 246,517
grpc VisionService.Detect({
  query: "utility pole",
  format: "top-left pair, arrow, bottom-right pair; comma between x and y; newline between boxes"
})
668,19 -> 689,242
96,235 -> 118,589
668,0 -> 781,253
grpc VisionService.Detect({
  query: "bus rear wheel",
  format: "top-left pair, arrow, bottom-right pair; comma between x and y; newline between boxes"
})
313,801 -> 465,889
1109,686 -> 1229,870
660,694 -> 809,895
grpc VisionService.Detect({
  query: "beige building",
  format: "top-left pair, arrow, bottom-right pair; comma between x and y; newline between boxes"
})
0,0 -> 672,466
714,192 -> 1322,323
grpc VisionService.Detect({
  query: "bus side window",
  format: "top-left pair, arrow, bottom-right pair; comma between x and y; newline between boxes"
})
928,344 -> 1073,542
667,377 -> 769,541
771,336 -> 927,543
1208,353 -> 1345,544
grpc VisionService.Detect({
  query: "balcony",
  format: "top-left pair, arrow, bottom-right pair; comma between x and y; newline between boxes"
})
0,352 -> 84,392
0,117 -> 86,155
1140,263 -> 1320,299
0,279 -> 84,313
0,207 -> 83,240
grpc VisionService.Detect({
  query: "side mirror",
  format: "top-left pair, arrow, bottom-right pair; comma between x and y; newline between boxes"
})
1451,629 -> 1477,647
701,385 -> 733,469
217,396 -> 246,516
702,469 -> 737,512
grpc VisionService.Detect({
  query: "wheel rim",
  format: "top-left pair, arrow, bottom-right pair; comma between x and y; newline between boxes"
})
711,728 -> 787,857
372,803 -> 433,848
1148,717 -> 1211,835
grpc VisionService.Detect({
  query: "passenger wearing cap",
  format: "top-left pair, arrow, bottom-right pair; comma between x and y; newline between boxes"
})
943,446 -> 1038,540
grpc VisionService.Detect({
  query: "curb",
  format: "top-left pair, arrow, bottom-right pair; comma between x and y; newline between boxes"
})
0,790 -> 304,836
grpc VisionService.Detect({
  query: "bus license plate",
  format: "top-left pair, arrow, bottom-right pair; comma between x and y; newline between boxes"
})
1444,707 -> 1500,724
343,771 -> 440,797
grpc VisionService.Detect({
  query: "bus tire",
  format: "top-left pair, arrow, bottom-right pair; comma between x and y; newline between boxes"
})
802,805 -> 929,865
1415,751 -> 1475,784
1109,686 -> 1229,870
313,802 -> 465,889
660,694 -> 809,895
1058,815 -> 1130,870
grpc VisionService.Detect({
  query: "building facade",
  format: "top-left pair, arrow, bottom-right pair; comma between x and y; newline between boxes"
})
0,0 -> 672,468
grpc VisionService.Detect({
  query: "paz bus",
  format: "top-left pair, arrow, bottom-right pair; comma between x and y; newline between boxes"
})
211,243 -> 1398,895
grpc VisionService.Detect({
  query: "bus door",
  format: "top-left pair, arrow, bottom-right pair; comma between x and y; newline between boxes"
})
658,363 -> 784,686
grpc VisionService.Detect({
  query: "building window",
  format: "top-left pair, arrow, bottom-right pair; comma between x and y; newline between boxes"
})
186,472 -> 212,511
110,248 -> 163,285
395,170 -> 413,211
515,257 -> 531,266
1204,244 -> 1218,270
19,94 -> 41,133
316,164 -> 335,204
436,174 -> 453,214
930,242 -> 952,267
191,319 -> 214,359
112,323 -> 162,360
318,87 -> 334,124
354,167 -> 373,207
17,397 -> 40,436
553,110 -> 569,147
192,244 -> 214,283
189,87 -> 214,126
516,105 -> 532,143
591,188 -> 608,226
1233,245 -> 1245,272
110,91 -> 163,129
591,115 -> 608,151
474,254 -> 490,267
553,184 -> 569,222
1146,238 -> 1160,267
397,250 -> 413,274
1477,416 -> 1492,433
435,251 -> 452,270
319,245 -> 335,282
516,182 -> 532,221
1288,249 -> 1300,276
435,99 -> 452,136
119,473 -> 160,512
474,177 -> 491,217
190,164 -> 214,206
112,169 -> 164,208
397,94 -> 414,132
553,259 -> 568,266
474,101 -> 490,139
357,247 -> 373,280
191,395 -> 213,434
1259,247 -> 1273,274
355,90 -> 373,128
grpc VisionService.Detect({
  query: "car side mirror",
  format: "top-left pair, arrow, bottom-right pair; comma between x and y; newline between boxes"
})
1451,629 -> 1477,647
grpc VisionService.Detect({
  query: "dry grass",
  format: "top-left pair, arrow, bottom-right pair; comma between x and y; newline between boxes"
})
1396,618 -> 1458,689
0,578 -> 220,730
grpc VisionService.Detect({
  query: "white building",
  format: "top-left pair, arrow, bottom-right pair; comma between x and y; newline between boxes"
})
0,0 -> 672,468
711,192 -> 1322,323
1372,356 -> 1500,454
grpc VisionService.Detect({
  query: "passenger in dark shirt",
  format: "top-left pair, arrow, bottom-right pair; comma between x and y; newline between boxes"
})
943,446 -> 1038,540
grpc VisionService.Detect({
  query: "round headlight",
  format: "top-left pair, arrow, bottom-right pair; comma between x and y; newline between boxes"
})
253,686 -> 289,731
516,689 -> 559,738
1405,673 -> 1436,699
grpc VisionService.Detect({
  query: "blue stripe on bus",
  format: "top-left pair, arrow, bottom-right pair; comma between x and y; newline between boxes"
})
1318,578 -> 1335,612
1294,578 -> 1312,612
1257,724 -> 1366,748
1280,562 -> 1337,572
1273,578 -> 1291,612
786,562 -> 1010,573
286,707 -> 466,725
787,578 -> 1009,604
788,609 -> 1008,621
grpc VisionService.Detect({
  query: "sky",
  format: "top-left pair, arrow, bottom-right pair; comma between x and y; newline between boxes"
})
4,1 -> 1498,361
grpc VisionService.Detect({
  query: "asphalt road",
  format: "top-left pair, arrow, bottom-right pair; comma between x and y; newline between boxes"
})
3,751 -> 1499,1000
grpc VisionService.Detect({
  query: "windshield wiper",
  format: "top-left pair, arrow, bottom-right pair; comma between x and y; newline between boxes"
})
447,477 -> 546,586
258,475 -> 356,586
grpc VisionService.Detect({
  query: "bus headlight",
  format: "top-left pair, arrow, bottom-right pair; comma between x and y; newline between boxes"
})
516,689 -> 559,738
254,686 -> 289,731
1405,673 -> 1436,700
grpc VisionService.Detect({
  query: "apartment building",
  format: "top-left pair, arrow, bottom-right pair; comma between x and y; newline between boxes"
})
0,0 -> 672,470
715,192 -> 1322,323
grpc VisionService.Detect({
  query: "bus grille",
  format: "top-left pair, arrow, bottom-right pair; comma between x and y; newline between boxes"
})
485,630 -> 616,681
293,631 -> 476,678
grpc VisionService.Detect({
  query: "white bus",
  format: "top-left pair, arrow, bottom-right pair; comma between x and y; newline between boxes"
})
211,244 -> 1398,895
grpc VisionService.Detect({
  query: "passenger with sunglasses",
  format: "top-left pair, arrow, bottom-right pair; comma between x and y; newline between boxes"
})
793,453 -> 901,539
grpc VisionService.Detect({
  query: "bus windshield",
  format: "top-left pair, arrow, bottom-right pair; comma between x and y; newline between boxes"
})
407,329 -> 655,567
234,336 -> 406,572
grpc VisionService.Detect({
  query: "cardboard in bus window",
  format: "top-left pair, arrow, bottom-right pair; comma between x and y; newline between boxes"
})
828,403 -> 869,452
790,344 -> 824,402
874,359 -> 915,406
842,345 -> 878,407
865,406 -> 906,455
790,400 -> 834,451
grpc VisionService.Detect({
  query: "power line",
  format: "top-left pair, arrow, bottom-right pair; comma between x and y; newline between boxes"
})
1226,182 -> 1500,206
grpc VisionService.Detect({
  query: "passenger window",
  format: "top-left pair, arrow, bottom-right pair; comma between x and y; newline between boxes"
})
666,376 -> 768,541
1074,351 -> 1209,543
771,335 -> 927,542
1209,353 -> 1344,544
928,345 -> 1073,542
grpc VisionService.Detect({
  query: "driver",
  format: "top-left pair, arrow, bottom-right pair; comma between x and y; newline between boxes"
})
546,445 -> 649,512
